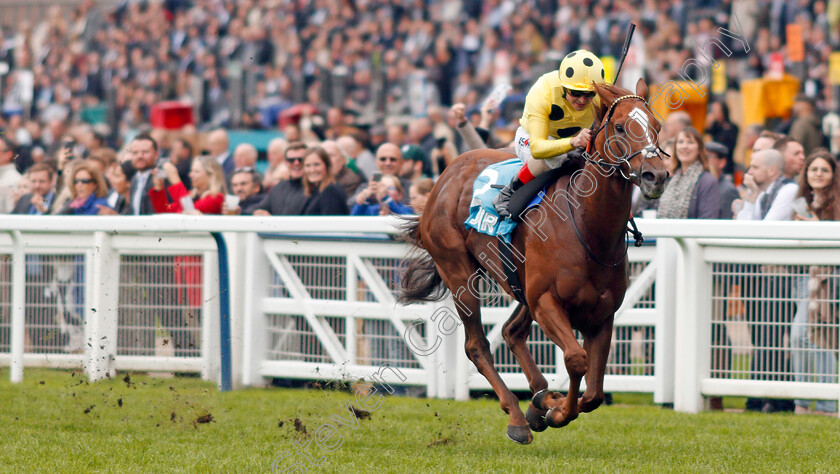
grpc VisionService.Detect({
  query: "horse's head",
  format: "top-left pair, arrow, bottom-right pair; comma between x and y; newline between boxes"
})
591,79 -> 669,199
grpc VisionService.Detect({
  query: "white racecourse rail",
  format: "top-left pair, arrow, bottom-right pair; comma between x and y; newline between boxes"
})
0,215 -> 839,413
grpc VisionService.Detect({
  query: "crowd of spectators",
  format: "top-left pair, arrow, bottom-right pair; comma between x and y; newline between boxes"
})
631,115 -> 839,416
0,1 -> 837,155
0,1 -> 839,409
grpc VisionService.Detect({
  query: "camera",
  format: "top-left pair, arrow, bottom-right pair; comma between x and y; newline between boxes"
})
156,159 -> 169,180
63,139 -> 75,161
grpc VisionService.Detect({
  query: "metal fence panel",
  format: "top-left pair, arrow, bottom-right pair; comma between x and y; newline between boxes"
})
0,254 -> 11,353
711,263 -> 839,386
20,254 -> 86,354
118,255 -> 203,358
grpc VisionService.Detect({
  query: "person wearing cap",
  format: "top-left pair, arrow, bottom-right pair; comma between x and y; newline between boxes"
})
705,141 -> 740,219
400,144 -> 426,182
493,50 -> 605,218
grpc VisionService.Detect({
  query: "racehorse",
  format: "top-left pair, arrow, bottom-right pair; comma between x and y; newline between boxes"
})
399,79 -> 669,444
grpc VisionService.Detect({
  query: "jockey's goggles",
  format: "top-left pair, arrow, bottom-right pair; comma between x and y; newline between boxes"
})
566,88 -> 596,99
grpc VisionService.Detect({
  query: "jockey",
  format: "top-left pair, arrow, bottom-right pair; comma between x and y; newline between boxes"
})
493,50 -> 606,218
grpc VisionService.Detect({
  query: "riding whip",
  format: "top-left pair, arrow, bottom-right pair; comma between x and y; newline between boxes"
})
612,22 -> 636,85
586,22 -> 637,152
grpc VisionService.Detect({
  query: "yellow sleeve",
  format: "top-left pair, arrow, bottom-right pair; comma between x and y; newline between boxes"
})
527,114 -> 574,159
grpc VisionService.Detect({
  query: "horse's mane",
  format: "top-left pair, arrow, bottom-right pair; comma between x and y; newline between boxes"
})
592,82 -> 636,123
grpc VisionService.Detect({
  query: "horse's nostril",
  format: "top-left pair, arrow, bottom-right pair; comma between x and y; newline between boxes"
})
641,171 -> 655,182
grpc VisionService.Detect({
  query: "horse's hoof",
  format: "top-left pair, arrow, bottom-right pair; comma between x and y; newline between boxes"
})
506,424 -> 533,445
525,403 -> 548,432
545,407 -> 575,429
532,389 -> 550,411
579,395 -> 604,413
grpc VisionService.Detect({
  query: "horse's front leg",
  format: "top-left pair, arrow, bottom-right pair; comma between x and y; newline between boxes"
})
502,303 -> 549,432
579,315 -> 614,412
532,293 -> 586,428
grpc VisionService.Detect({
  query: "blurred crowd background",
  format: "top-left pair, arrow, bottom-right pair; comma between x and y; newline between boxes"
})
1,0 -> 839,414
0,1 -> 838,178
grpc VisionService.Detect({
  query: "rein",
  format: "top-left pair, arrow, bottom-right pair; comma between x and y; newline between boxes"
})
568,93 -> 655,267
565,179 -> 630,268
584,94 -> 669,182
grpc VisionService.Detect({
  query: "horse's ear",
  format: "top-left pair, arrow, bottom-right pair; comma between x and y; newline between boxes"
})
635,78 -> 649,101
593,83 -> 610,121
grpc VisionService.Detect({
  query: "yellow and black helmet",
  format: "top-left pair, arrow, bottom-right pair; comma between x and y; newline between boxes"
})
558,50 -> 606,91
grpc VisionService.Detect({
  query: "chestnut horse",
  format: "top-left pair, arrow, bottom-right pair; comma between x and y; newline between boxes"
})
399,80 -> 669,444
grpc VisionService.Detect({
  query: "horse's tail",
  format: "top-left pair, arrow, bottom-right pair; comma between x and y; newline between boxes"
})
398,215 -> 447,303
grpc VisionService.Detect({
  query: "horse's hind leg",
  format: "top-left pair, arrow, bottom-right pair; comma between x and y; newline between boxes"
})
532,294 -> 586,428
502,303 -> 548,432
579,316 -> 614,413
438,260 -> 532,444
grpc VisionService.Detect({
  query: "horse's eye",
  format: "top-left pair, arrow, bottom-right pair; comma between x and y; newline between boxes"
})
615,124 -> 624,133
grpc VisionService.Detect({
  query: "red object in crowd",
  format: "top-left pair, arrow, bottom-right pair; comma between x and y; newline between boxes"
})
278,103 -> 319,128
150,101 -> 194,130
148,182 -> 224,215
733,169 -> 744,188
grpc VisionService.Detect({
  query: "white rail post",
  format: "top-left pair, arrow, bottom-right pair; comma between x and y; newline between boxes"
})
241,232 -> 269,386
448,297 -> 470,401
427,301 -> 445,398
10,231 -> 25,383
223,231 -> 245,388
654,238 -> 678,404
86,231 -> 119,382
673,238 -> 712,413
345,249 -> 357,371
201,249 -> 221,383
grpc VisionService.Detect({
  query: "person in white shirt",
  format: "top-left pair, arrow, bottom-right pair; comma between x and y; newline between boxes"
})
0,137 -> 22,213
735,148 -> 799,414
736,149 -> 798,221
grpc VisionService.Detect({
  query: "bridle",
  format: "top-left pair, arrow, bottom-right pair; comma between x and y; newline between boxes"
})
569,93 -> 662,267
583,94 -> 670,184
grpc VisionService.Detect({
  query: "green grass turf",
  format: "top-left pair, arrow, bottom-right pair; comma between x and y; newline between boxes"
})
1,368 -> 838,472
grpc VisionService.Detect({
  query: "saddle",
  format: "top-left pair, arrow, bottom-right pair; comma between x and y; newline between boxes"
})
504,152 -> 585,223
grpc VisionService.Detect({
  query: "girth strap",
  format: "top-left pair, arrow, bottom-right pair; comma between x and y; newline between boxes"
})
498,237 -> 528,307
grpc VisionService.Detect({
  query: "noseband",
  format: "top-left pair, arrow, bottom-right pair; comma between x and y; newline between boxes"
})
583,94 -> 669,183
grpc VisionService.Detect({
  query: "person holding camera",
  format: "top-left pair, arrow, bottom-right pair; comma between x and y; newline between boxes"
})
149,156 -> 226,215
351,173 -> 413,216
349,143 -> 412,208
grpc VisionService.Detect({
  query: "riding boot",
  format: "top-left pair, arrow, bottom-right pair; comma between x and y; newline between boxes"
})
493,176 -> 524,218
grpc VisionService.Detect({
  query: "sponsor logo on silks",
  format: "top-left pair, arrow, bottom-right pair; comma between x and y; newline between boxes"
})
467,207 -> 499,233
518,137 -> 529,147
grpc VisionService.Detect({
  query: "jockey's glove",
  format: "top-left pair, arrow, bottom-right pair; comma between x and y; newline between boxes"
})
562,148 -> 586,166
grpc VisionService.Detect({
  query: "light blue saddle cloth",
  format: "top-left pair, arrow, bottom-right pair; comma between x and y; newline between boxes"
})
464,158 -> 545,241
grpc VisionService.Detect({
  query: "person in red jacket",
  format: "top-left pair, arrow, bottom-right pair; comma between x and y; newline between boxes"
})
149,155 -> 227,354
150,156 -> 226,214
